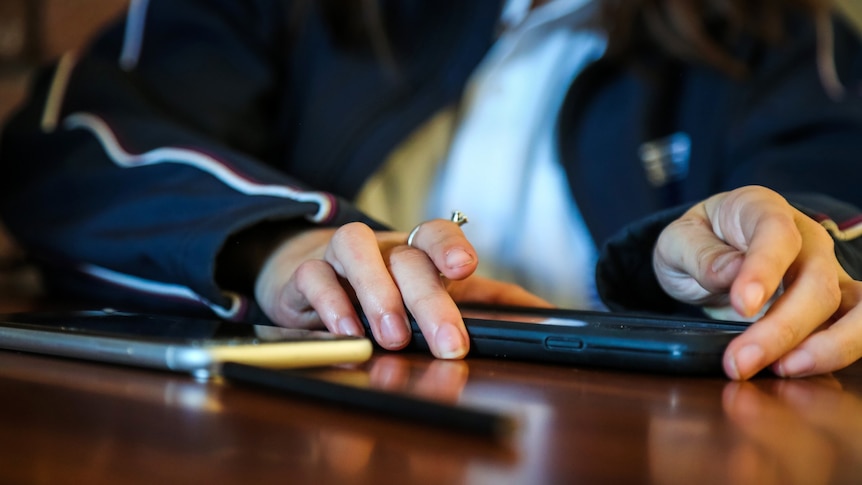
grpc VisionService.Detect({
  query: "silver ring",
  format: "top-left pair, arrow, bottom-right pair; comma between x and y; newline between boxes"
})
450,210 -> 468,227
407,211 -> 469,247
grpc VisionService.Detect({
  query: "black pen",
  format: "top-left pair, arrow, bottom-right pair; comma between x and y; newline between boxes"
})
220,361 -> 517,440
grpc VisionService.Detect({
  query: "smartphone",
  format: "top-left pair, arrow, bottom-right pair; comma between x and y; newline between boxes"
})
0,310 -> 372,379
364,305 -> 749,375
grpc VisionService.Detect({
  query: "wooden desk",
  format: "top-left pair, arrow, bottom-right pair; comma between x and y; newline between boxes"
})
0,342 -> 860,484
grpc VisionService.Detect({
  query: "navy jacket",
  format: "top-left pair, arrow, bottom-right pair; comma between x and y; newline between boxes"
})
1,0 -> 862,321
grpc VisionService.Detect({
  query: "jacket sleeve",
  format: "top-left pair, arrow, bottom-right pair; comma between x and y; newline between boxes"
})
0,0 -> 374,321
597,14 -> 862,315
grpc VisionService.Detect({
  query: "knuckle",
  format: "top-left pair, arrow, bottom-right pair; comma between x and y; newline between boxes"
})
822,280 -> 843,313
774,214 -> 803,250
773,320 -> 803,350
802,264 -> 842,315
331,222 -> 372,246
411,291 -> 443,312
788,227 -> 804,253
292,259 -> 328,283
816,226 -> 836,252
389,243 -> 432,267
802,215 -> 834,246
422,220 -> 463,249
662,216 -> 705,240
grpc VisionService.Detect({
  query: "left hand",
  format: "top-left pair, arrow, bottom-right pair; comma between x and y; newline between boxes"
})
653,186 -> 862,380
254,221 -> 548,360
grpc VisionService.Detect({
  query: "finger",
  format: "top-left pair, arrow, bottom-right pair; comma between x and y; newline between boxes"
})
283,259 -> 364,336
448,275 -> 553,308
255,244 -> 363,334
325,223 -> 412,350
771,281 -> 862,377
388,243 -> 470,359
710,190 -> 802,318
407,218 -> 478,280
723,220 -> 841,380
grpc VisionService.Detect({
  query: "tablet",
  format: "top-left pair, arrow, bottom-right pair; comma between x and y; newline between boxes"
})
0,310 -> 372,379
364,305 -> 749,375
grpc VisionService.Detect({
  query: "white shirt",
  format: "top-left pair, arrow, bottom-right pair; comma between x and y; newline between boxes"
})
426,0 -> 607,308
356,0 -> 607,309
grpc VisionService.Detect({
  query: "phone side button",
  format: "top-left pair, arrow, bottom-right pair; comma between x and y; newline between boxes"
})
544,337 -> 584,351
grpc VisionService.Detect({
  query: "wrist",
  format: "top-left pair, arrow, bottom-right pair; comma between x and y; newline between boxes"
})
215,220 -> 317,296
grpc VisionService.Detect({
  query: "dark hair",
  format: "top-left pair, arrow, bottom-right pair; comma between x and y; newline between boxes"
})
599,0 -> 834,76
313,0 -> 841,93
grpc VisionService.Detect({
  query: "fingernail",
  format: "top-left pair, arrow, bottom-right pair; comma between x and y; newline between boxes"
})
730,344 -> 765,380
445,248 -> 474,269
777,350 -> 815,377
434,325 -> 467,359
380,313 -> 410,347
741,283 -> 765,316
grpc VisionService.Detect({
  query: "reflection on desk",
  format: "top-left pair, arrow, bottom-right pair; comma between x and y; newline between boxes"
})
0,349 -> 860,484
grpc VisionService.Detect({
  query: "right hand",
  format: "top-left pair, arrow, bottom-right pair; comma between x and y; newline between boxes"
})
254,221 -> 550,359
653,186 -> 862,380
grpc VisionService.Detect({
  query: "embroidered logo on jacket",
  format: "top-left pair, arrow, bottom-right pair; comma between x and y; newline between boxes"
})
638,132 -> 691,187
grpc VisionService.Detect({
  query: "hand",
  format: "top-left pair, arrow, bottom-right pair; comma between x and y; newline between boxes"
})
653,186 -> 862,379
254,220 -> 549,359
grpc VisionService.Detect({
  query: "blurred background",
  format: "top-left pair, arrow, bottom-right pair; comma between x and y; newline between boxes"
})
0,0 -> 129,300
0,0 -> 859,301
0,0 -> 129,125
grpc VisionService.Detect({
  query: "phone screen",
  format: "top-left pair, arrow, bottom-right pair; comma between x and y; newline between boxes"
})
0,310 -> 343,344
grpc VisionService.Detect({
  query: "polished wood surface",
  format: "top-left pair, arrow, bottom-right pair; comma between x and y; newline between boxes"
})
1,331 -> 861,484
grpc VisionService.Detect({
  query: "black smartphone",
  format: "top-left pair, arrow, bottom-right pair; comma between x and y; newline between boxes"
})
363,305 -> 749,375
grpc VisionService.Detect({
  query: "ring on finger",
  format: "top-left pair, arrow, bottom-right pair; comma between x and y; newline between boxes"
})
407,211 -> 469,247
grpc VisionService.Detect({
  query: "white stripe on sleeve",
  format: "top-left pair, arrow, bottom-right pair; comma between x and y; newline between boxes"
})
64,112 -> 335,222
79,263 -> 247,321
